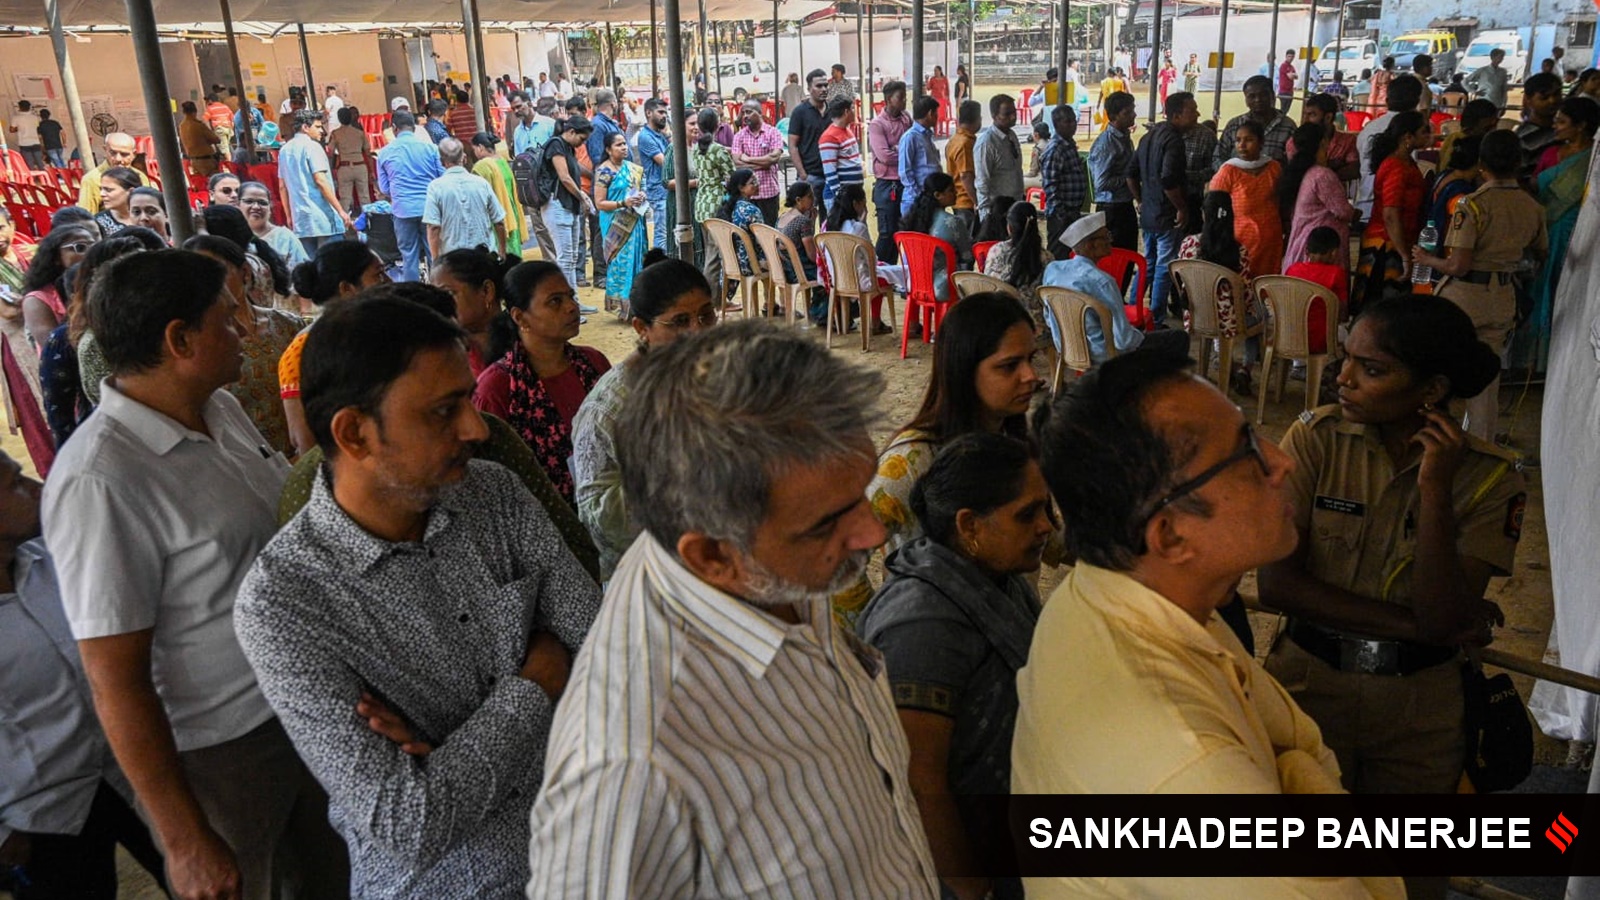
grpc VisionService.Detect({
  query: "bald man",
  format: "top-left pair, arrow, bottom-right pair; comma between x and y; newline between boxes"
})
77,133 -> 151,212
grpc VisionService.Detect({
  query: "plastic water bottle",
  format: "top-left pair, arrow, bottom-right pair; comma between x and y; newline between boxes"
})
1411,219 -> 1438,285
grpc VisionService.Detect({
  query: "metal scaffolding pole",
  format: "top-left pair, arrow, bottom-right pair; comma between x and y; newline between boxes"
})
43,0 -> 97,166
1210,0 -> 1231,120
1146,0 -> 1163,120
219,0 -> 255,155
697,0 -> 710,94
461,0 -> 488,132
867,2 -> 876,116
297,23 -> 318,110
967,0 -> 975,96
773,0 -> 782,108
1057,0 -> 1070,106
911,0 -> 925,100
469,0 -> 489,108
606,21 -> 619,91
653,0 -> 661,96
856,2 -> 865,101
1299,0 -> 1317,109
713,21 -> 724,97
1267,0 -> 1281,76
666,0 -> 695,260
125,0 -> 194,242
1331,1 -> 1345,86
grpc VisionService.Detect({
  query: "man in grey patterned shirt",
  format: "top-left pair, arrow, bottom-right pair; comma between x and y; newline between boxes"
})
236,295 -> 602,898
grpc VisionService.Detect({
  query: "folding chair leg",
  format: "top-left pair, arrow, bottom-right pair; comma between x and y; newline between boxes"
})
1305,356 -> 1327,414
1256,348 -> 1274,425
824,290 -> 837,349
1217,337 -> 1235,397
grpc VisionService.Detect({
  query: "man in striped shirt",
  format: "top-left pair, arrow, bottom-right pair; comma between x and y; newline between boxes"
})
818,95 -> 863,206
528,321 -> 941,900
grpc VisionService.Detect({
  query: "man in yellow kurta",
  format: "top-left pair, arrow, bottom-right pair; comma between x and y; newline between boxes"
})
1015,352 -> 1404,900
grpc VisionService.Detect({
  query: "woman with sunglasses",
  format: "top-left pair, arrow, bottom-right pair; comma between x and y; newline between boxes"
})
571,250 -> 716,582
18,225 -> 96,352
1259,298 -> 1523,835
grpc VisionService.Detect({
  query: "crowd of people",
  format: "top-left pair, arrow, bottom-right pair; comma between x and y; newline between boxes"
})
0,44 -> 1588,900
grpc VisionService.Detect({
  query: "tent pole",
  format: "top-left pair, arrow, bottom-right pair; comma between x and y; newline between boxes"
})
469,0 -> 489,108
653,0 -> 661,96
44,0 -> 97,166
1300,0 -> 1317,109
911,0 -> 924,100
665,0 -> 695,260
867,1 -> 876,116
1211,0 -> 1230,120
1332,1 -> 1345,92
298,23 -> 318,110
125,0 -> 194,243
515,31 -> 525,89
773,0 -> 781,110
856,1 -> 865,103
1146,0 -> 1162,120
698,0 -> 710,96
1267,0 -> 1280,79
461,0 -> 487,132
219,0 -> 255,155
714,21 -> 724,97
1058,0 -> 1070,106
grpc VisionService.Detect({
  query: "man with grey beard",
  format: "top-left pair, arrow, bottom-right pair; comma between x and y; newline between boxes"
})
527,320 -> 941,899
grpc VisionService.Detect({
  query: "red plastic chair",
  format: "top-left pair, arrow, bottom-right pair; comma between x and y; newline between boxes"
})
894,231 -> 960,358
1429,111 -> 1456,133
935,98 -> 952,136
972,240 -> 1000,272
1024,186 -> 1046,211
1017,89 -> 1034,125
1343,110 -> 1371,132
761,98 -> 777,124
1097,247 -> 1153,330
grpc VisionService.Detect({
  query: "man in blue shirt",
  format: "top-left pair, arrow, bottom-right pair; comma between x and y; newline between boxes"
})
1089,90 -> 1139,251
1042,212 -> 1191,362
509,90 -> 554,157
277,110 -> 354,256
635,98 -> 672,251
897,96 -> 942,217
583,90 -> 621,291
424,99 -> 452,144
376,110 -> 445,282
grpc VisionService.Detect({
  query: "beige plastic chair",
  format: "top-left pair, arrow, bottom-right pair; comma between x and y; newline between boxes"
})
1252,275 -> 1342,424
952,270 -> 1022,300
1416,157 -> 1438,179
750,222 -> 817,326
703,218 -> 769,319
1169,258 -> 1263,398
1039,286 -> 1115,394
815,230 -> 897,351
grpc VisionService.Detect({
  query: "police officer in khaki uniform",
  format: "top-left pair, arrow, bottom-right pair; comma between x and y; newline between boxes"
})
1413,129 -> 1547,441
1259,298 -> 1524,897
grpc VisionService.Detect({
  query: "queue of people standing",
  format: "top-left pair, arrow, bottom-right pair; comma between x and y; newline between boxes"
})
0,51 -> 1582,900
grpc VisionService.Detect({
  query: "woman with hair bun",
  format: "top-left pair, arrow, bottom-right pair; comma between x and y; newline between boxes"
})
571,249 -> 714,580
1260,297 -> 1526,828
278,241 -> 389,453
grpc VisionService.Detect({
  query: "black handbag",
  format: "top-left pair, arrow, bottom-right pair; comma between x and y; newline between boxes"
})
1461,661 -> 1534,793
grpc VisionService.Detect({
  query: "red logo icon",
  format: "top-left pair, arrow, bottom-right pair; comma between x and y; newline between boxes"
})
1546,813 -> 1579,853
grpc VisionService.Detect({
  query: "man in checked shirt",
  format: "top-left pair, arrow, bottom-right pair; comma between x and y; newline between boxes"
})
236,294 -> 602,897
1039,103 -> 1090,248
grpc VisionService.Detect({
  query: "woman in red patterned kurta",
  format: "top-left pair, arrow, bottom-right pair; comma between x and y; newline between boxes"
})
473,260 -> 611,507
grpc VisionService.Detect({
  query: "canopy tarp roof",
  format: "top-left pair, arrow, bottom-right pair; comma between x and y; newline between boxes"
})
0,0 -> 824,29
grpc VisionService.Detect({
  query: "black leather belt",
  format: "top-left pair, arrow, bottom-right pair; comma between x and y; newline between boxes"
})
1456,270 -> 1513,286
1287,619 -> 1457,676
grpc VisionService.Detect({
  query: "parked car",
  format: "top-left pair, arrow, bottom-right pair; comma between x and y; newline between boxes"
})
1318,39 -> 1379,79
712,55 -> 778,102
1389,31 -> 1462,80
1460,29 -> 1528,83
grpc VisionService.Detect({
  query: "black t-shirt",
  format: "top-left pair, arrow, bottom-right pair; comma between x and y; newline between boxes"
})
789,102 -> 826,177
37,120 -> 64,150
540,137 -> 582,214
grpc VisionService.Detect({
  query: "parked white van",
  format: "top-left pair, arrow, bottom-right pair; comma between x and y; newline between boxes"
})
711,55 -> 778,102
1318,39 -> 1379,78
1460,29 -> 1528,83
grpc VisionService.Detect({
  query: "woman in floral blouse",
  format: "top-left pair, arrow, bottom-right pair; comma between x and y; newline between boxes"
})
473,260 -> 611,507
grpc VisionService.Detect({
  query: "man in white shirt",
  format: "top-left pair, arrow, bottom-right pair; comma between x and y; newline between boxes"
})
41,250 -> 347,900
973,93 -> 1024,218
1015,351 -> 1404,900
537,72 -> 557,99
528,321 -> 940,899
322,85 -> 344,131
554,71 -> 575,101
9,100 -> 42,170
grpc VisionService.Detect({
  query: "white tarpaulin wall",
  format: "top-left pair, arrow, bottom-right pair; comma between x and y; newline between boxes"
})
1528,142 -> 1600,747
